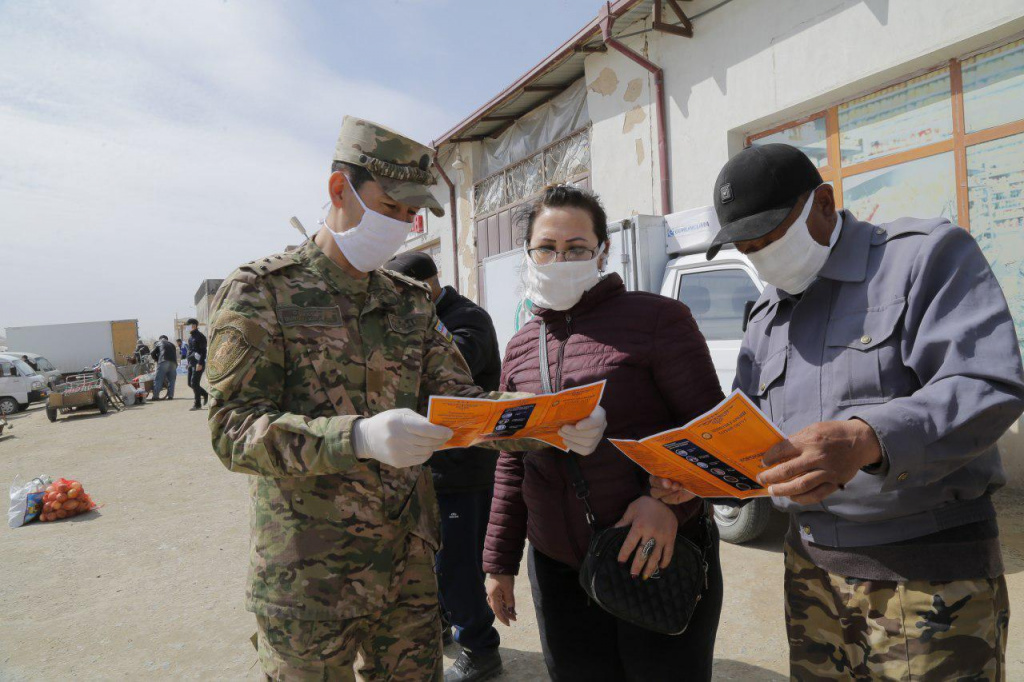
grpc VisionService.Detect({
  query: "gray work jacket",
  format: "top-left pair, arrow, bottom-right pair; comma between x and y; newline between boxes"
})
736,211 -> 1024,547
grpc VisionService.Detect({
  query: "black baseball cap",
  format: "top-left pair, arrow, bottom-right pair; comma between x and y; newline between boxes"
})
186,318 -> 199,326
706,143 -> 823,260
386,251 -> 438,282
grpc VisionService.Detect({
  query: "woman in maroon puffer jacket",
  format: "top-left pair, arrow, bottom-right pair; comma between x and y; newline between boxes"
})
483,185 -> 726,682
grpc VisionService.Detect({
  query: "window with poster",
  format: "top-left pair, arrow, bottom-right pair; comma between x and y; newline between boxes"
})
747,36 -> 1024,351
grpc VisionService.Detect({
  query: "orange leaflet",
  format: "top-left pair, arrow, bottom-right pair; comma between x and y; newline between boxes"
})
427,381 -> 606,451
609,390 -> 784,499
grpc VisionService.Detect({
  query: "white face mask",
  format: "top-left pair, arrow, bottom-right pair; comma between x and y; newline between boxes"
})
748,186 -> 839,294
523,243 -> 605,311
329,177 -> 412,273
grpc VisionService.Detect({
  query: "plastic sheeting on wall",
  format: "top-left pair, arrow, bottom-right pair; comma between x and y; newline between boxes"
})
475,77 -> 590,181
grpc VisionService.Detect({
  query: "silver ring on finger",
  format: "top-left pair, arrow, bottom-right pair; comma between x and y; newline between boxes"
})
640,537 -> 656,560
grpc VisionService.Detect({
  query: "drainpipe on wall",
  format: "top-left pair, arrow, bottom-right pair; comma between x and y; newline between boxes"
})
432,150 -> 460,292
599,3 -> 672,215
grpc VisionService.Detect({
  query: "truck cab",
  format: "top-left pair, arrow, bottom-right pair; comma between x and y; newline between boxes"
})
0,357 -> 48,415
1,352 -> 61,389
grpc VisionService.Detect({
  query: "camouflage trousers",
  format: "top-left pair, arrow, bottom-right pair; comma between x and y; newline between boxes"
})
256,535 -> 442,681
784,543 -> 1010,681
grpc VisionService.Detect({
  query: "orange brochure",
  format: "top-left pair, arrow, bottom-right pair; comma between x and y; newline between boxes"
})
428,381 -> 606,451
609,390 -> 784,499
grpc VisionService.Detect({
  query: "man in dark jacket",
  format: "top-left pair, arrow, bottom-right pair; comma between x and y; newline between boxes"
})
151,335 -> 179,400
386,251 -> 503,682
185,318 -> 209,411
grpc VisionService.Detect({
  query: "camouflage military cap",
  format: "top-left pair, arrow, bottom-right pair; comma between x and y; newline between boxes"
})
334,116 -> 445,217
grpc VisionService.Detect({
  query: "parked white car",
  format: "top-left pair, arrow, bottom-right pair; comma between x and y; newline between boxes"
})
0,357 -> 48,415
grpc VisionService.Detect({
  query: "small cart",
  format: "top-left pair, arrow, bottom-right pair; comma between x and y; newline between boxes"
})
46,374 -> 115,422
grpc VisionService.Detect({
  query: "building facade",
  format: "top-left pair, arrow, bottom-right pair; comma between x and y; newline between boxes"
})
431,0 -> 1024,481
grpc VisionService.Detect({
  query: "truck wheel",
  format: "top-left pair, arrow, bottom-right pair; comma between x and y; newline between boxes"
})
714,498 -> 773,544
96,392 -> 109,414
46,406 -> 58,422
0,397 -> 18,415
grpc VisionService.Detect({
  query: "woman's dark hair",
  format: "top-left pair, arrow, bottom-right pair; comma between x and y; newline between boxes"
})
518,184 -> 609,245
330,160 -> 374,191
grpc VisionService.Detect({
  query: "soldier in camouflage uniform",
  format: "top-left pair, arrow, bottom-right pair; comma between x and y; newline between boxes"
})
206,117 -> 606,681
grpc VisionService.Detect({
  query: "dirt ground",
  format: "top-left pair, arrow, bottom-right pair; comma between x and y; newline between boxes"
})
2,394 -> 1023,680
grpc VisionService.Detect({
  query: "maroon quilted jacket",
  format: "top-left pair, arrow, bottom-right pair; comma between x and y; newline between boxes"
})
483,274 -> 725,574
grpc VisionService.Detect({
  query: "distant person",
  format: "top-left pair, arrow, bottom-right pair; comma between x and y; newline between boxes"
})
178,338 -> 188,369
387,251 -> 503,682
150,335 -> 178,400
186,319 -> 208,411
20,355 -> 38,372
134,340 -> 151,364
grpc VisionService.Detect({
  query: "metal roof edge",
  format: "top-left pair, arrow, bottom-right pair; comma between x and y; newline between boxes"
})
432,0 -> 649,147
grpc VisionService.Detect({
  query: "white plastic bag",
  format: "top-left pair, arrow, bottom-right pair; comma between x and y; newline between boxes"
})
8,475 -> 52,528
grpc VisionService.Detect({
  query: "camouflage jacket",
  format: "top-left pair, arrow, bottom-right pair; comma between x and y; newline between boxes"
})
206,237 -> 518,620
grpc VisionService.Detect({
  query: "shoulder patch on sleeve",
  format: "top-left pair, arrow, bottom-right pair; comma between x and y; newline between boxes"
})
434,320 -> 454,343
239,251 -> 298,277
208,310 -> 269,383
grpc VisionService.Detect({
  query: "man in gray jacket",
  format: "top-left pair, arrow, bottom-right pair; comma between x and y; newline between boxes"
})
656,143 -> 1024,680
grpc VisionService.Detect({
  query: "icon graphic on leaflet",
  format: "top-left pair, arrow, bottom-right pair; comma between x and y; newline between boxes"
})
491,404 -> 536,436
662,438 -> 764,493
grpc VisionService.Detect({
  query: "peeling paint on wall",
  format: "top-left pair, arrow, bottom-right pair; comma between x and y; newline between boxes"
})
623,78 -> 643,102
622,105 -> 647,134
588,67 -> 619,96
635,138 -> 645,165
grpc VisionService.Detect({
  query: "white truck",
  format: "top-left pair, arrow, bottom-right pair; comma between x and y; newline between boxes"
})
479,206 -> 774,543
4,320 -> 141,374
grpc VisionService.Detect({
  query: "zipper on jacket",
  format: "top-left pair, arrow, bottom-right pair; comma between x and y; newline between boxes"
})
553,311 -> 587,562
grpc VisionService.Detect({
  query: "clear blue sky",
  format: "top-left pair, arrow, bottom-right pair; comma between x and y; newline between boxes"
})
0,0 -> 600,338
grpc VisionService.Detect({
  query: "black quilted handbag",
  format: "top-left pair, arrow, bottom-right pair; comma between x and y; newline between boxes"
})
569,454 -> 712,636
535,318 -> 711,634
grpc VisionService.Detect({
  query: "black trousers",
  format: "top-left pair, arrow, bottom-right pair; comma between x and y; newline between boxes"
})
188,365 -> 208,407
528,523 -> 723,682
435,488 -> 500,653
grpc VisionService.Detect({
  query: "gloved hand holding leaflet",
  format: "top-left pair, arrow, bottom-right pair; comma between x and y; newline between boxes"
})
609,390 -> 783,499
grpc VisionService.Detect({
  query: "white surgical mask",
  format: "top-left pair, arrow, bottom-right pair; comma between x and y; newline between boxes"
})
748,186 -> 839,295
523,243 -> 605,311
329,177 -> 412,273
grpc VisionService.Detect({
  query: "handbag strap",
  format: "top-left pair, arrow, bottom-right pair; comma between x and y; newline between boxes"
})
537,319 -> 554,395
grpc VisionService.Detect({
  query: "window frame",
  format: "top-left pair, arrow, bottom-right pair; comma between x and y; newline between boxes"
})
672,263 -> 764,343
746,34 -> 1024,232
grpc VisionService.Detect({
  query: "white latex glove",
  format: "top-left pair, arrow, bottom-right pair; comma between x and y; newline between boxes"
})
352,408 -> 454,468
192,352 -> 201,361
558,405 -> 607,456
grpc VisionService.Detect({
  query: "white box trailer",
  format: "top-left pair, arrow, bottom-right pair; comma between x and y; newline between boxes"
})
5,320 -> 139,373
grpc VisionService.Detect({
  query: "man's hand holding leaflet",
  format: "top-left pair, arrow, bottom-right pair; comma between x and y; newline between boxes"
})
610,390 -> 783,499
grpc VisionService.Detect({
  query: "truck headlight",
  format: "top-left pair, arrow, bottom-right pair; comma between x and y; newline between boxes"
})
32,381 -> 43,390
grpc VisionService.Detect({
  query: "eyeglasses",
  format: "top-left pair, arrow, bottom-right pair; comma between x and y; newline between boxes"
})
526,246 -> 601,265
